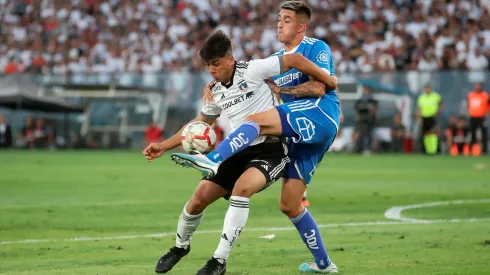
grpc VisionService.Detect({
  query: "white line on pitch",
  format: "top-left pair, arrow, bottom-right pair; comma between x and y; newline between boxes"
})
384,199 -> 490,222
2,218 -> 490,246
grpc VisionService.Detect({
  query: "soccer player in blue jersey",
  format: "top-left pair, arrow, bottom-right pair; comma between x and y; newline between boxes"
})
172,1 -> 340,273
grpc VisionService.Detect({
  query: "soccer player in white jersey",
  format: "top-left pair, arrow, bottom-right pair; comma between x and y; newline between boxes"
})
143,31 -> 336,275
174,1 -> 341,273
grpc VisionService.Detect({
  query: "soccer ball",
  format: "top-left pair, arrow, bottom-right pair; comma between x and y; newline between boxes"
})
181,121 -> 217,154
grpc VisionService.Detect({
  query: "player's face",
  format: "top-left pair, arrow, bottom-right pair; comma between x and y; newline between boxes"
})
277,9 -> 305,43
205,55 -> 234,82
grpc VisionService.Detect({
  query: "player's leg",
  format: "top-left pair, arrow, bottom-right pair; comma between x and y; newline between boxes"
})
206,98 -> 331,162
470,117 -> 478,151
280,164 -> 337,274
423,117 -> 438,154
156,180 -> 228,274
198,144 -> 287,274
277,99 -> 339,273
197,168 -> 266,275
481,118 -> 488,154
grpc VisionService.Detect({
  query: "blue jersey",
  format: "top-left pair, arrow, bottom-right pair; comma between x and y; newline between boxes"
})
271,36 -> 338,104
270,37 -> 341,184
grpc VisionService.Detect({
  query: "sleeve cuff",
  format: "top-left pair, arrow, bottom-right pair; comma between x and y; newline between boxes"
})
278,55 -> 284,74
200,111 -> 220,118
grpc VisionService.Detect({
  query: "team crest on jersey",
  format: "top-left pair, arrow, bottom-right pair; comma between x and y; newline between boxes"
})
238,81 -> 249,93
316,50 -> 329,64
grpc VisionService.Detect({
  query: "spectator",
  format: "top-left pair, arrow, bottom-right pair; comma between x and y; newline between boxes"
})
20,116 -> 34,148
390,113 -> 405,153
354,86 -> 378,155
467,82 -> 489,155
0,115 -> 13,148
33,118 -> 54,148
4,56 -> 21,74
145,120 -> 162,145
466,48 -> 489,70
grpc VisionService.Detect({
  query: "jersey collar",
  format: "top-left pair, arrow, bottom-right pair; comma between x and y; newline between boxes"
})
283,36 -> 308,55
221,62 -> 237,89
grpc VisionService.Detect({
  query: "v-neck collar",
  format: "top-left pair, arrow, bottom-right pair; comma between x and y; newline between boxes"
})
221,62 -> 237,89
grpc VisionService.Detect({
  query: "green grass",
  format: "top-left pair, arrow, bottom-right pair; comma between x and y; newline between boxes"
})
1,151 -> 489,275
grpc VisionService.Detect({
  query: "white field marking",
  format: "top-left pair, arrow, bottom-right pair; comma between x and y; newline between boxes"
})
2,218 -> 490,246
384,199 -> 490,222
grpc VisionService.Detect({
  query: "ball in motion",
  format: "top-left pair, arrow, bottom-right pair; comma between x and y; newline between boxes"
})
181,121 -> 217,153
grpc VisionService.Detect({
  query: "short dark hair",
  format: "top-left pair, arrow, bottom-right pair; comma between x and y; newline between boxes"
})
199,31 -> 232,63
280,1 -> 312,21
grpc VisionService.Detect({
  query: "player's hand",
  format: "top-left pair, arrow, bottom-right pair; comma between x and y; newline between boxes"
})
203,80 -> 214,104
265,78 -> 280,94
143,143 -> 166,162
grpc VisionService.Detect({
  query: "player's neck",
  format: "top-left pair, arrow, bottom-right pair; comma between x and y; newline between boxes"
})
221,63 -> 236,85
284,34 -> 305,52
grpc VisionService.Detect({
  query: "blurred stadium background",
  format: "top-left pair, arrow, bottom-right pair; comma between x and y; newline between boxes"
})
0,0 -> 489,274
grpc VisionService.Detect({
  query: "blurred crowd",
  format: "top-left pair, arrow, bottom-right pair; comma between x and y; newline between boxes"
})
1,0 -> 490,76
0,115 -> 54,148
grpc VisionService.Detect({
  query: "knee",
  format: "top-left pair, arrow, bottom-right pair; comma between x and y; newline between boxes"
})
187,194 -> 210,215
231,184 -> 256,198
279,199 -> 303,218
245,114 -> 264,129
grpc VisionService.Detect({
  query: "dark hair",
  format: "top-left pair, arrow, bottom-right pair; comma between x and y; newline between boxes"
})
199,31 -> 232,63
280,1 -> 312,21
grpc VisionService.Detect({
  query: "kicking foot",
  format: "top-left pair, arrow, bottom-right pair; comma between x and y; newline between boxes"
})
171,152 -> 220,177
298,262 -> 338,273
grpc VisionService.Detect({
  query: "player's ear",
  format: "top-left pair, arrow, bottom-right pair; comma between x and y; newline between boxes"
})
297,23 -> 307,33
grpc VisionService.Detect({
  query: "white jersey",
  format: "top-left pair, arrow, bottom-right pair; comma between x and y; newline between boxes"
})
201,56 -> 284,146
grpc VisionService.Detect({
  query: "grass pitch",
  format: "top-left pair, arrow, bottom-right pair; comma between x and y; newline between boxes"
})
1,151 -> 489,275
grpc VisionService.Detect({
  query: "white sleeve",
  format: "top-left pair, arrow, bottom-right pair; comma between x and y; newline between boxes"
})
247,56 -> 284,81
201,102 -> 222,118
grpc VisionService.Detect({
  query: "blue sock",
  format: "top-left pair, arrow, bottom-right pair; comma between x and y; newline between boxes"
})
291,208 -> 331,269
206,121 -> 260,162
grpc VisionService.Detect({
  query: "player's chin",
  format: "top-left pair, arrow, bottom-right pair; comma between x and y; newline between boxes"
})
277,34 -> 285,43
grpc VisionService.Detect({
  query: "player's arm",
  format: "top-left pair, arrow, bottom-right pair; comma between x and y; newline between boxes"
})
276,80 -> 328,98
249,55 -> 335,98
277,40 -> 338,97
281,54 -> 337,90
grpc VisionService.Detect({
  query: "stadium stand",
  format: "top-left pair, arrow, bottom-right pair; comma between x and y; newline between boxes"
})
1,0 -> 490,75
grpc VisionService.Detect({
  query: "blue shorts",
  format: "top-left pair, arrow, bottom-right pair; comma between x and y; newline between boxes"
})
276,95 -> 340,185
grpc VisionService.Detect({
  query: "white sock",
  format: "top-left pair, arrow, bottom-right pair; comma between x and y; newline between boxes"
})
213,196 -> 249,263
175,202 -> 204,249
